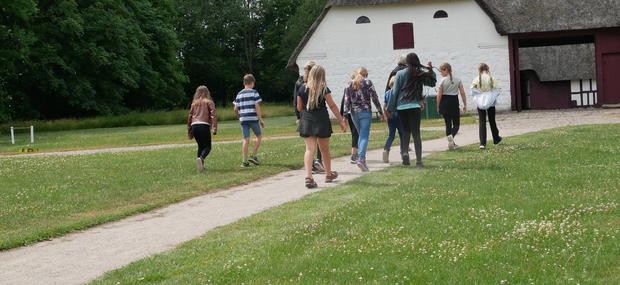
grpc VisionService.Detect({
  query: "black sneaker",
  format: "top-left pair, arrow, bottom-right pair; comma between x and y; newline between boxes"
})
313,159 -> 325,173
312,165 -> 324,174
240,162 -> 250,168
248,155 -> 260,165
493,136 -> 503,145
415,162 -> 424,168
402,154 -> 410,166
350,154 -> 358,164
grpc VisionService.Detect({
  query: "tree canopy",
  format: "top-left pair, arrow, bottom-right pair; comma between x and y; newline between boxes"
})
0,0 -> 328,122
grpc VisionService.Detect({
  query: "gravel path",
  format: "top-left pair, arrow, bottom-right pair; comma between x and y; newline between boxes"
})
1,109 -> 619,285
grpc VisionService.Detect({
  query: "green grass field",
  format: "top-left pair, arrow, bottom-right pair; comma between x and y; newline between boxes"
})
0,129 -> 443,250
0,103 -> 294,132
0,115 -> 474,154
90,124 -> 620,284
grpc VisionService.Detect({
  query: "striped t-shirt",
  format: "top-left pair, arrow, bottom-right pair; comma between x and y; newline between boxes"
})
233,89 -> 262,122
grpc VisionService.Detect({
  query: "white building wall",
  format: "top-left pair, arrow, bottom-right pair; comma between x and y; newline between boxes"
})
296,0 -> 511,116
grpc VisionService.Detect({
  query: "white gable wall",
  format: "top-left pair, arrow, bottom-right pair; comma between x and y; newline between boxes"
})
296,0 -> 511,116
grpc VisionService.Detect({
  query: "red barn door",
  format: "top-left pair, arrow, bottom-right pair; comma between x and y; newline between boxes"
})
602,53 -> 620,104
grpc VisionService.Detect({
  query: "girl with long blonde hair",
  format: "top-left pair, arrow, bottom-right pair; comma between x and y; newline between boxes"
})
343,66 -> 384,171
187,85 -> 218,172
296,65 -> 347,188
294,61 -> 324,173
340,71 -> 360,164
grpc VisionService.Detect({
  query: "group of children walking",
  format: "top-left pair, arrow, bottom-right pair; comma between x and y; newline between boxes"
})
187,74 -> 265,172
186,52 -> 503,189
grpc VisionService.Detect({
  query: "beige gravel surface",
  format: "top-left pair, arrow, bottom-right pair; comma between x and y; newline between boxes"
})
1,109 -> 619,285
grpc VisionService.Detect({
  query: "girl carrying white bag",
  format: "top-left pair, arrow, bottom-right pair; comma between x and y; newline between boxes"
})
471,88 -> 501,110
471,63 -> 502,149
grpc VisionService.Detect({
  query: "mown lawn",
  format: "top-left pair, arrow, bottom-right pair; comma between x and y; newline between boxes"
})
0,129 -> 443,250
91,124 -> 619,284
0,103 -> 294,133
0,115 -> 474,154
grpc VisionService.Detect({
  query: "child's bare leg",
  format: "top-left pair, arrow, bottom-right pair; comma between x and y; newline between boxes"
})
242,138 -> 250,161
318,137 -> 331,174
253,135 -> 262,156
304,137 -> 317,178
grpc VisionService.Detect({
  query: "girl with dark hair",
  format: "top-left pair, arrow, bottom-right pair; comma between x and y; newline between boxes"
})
386,53 -> 436,167
187,85 -> 218,172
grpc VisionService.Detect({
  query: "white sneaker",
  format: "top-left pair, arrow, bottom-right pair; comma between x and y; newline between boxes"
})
196,158 -> 204,172
479,145 -> 486,150
382,150 -> 389,163
447,135 -> 455,150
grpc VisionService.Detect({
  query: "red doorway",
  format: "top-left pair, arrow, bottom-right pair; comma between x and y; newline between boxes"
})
601,53 -> 620,104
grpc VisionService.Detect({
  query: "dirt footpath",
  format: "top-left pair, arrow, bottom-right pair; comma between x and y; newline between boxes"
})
1,108 -> 619,285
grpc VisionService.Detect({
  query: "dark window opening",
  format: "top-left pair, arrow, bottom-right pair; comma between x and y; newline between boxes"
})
393,22 -> 414,50
433,10 -> 448,18
356,16 -> 370,24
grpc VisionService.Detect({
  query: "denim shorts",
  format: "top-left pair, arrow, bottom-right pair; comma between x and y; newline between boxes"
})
240,121 -> 262,138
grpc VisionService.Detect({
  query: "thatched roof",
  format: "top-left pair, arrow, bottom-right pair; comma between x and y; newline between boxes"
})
287,0 -> 620,70
479,0 -> 620,35
519,44 -> 596,82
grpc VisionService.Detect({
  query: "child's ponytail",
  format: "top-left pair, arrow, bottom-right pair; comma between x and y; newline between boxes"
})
478,63 -> 490,89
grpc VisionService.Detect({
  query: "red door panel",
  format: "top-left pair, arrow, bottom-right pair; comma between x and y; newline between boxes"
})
602,53 -> 620,104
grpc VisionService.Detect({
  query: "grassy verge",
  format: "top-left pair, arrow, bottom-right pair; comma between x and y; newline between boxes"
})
0,115 -> 475,154
0,103 -> 294,133
0,130 -> 443,250
91,124 -> 619,284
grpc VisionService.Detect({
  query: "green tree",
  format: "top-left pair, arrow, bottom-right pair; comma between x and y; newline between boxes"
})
176,0 -> 329,105
1,0 -> 329,122
0,0 -> 38,122
0,0 -> 186,122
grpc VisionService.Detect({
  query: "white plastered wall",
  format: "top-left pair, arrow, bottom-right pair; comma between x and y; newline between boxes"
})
296,0 -> 511,116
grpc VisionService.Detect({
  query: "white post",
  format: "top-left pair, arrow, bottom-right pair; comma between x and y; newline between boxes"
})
30,126 -> 34,143
10,127 -> 15,144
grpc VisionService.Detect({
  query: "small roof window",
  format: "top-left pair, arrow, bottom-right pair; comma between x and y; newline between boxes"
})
356,16 -> 370,24
433,10 -> 448,18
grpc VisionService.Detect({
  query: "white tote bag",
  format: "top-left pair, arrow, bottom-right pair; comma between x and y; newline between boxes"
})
472,88 -> 501,110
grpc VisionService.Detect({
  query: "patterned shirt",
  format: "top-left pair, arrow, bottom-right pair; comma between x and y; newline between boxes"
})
343,79 -> 383,115
233,89 -> 262,122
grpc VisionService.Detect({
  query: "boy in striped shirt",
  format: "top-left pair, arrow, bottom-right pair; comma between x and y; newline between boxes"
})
233,74 -> 265,167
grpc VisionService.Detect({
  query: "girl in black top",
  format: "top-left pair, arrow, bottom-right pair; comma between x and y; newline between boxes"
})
297,65 -> 347,188
294,61 -> 324,172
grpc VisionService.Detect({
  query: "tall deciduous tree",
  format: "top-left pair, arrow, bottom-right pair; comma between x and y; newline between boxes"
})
0,0 -> 186,122
0,0 -> 329,122
0,0 -> 38,121
176,0 -> 328,105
